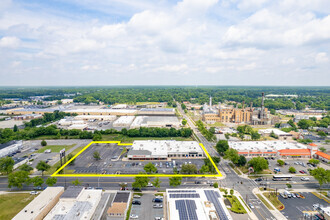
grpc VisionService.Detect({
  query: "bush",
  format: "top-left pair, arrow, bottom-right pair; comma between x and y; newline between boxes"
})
41,140 -> 47,146
213,182 -> 218,188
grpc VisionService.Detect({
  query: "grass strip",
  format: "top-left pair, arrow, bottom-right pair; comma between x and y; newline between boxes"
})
256,194 -> 274,210
263,192 -> 284,210
0,193 -> 37,219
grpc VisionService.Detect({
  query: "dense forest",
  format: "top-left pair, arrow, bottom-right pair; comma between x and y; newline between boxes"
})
0,86 -> 329,110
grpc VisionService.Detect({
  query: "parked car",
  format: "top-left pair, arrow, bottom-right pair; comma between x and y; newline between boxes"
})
255,178 -> 263,182
33,186 -> 42,190
30,191 -> 39,195
152,198 -> 163,203
153,204 -> 163,208
295,193 -> 300,198
132,200 -> 141,205
299,170 -> 305,174
133,195 -> 141,198
130,214 -> 139,219
147,182 -> 153,187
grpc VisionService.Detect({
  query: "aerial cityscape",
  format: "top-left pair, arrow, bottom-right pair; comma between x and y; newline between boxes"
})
0,1 -> 330,220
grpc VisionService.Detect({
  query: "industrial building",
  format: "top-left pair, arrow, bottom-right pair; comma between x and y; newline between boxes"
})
113,116 -> 135,127
58,118 -> 85,126
64,108 -> 137,116
166,189 -> 232,220
130,116 -> 180,129
13,187 -> 64,220
138,108 -> 175,116
13,113 -> 43,120
74,115 -> 117,121
229,141 -> 319,158
202,93 -> 277,125
0,140 -> 23,158
44,186 -> 102,220
258,129 -> 293,141
127,140 -> 204,160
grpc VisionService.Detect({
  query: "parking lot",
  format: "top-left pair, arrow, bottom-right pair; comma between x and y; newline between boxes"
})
263,159 -> 319,175
279,192 -> 329,220
130,193 -> 164,220
67,143 -> 206,175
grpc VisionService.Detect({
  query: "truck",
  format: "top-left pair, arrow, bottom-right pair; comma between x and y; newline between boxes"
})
274,167 -> 281,172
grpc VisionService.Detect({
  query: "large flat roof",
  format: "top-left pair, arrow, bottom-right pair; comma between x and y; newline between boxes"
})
229,141 -> 307,152
13,187 -> 64,220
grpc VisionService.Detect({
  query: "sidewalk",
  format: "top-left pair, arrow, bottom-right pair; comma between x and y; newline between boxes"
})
252,188 -> 287,220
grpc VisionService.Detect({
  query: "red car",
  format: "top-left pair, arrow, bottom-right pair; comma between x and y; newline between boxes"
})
299,170 -> 304,174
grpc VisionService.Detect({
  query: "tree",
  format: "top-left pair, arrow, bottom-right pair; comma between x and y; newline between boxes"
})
200,165 -> 210,174
67,153 -> 75,165
209,127 -> 215,134
181,164 -> 197,174
213,182 -> 218,188
36,161 -> 51,176
132,173 -> 150,190
181,103 -> 186,110
277,160 -> 285,166
152,177 -> 161,188
310,167 -> 330,188
19,164 -> 33,172
248,157 -> 268,173
93,151 -> 101,160
169,176 -> 182,187
46,177 -> 57,186
224,148 -> 239,164
318,131 -> 327,137
237,155 -> 247,167
319,147 -> 326,153
119,182 -> 128,190
309,159 -> 320,165
230,189 -> 234,196
182,119 -> 187,126
288,167 -> 296,173
298,119 -> 313,129
215,140 -> 229,156
41,140 -> 47,146
8,171 -> 30,189
31,176 -> 44,187
251,131 -> 261,140
13,124 -> 18,132
72,178 -> 82,186
93,134 -> 102,141
57,100 -> 63,105
144,163 -> 157,174
0,157 -> 15,174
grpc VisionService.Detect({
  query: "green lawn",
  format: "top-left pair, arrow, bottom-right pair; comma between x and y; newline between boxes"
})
101,134 -> 193,142
207,121 -> 225,127
263,193 -> 284,210
36,144 -> 76,153
0,193 -> 37,219
256,194 -> 274,210
225,195 -> 247,214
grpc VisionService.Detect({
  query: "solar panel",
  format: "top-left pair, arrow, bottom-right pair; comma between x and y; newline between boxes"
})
168,190 -> 196,193
204,190 -> 229,220
169,194 -> 200,198
175,199 -> 198,220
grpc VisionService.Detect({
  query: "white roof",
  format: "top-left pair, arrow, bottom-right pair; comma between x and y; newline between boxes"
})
130,140 -> 203,157
13,187 -> 64,220
113,116 -> 135,126
65,109 -> 137,114
68,124 -> 88,129
74,115 -> 116,120
258,129 -> 291,136
229,140 -> 307,152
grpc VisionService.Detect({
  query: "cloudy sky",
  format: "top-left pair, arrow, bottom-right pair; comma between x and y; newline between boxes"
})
0,0 -> 329,86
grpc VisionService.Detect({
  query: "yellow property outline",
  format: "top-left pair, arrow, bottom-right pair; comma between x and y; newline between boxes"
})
52,141 -> 222,178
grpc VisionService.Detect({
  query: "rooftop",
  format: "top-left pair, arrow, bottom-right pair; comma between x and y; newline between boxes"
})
229,141 -> 308,152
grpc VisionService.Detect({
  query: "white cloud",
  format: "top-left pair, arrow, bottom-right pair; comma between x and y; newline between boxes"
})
81,65 -> 100,71
0,36 -> 20,48
315,52 -> 329,63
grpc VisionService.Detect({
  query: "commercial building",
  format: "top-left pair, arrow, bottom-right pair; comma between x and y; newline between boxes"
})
113,116 -> 135,127
0,140 -> 23,158
166,189 -> 232,220
229,141 -> 318,158
127,140 -> 204,160
107,191 -> 131,219
58,118 -> 85,126
130,116 -> 181,129
67,124 -> 88,130
258,129 -> 293,141
44,187 -> 102,220
6,107 -> 59,115
74,115 -> 117,121
13,187 -> 64,220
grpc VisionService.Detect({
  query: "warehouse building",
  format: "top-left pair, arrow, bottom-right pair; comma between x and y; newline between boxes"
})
13,114 -> 42,120
130,116 -> 181,129
64,108 -> 137,116
44,187 -> 102,220
74,115 -> 117,121
127,140 -> 204,160
0,140 -> 23,158
13,187 -> 64,220
166,189 -> 232,220
138,108 -> 175,116
113,116 -> 135,127
258,129 -> 293,141
229,141 -> 318,158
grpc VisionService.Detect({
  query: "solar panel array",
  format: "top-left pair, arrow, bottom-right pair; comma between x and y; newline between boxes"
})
168,190 -> 196,193
175,200 -> 198,220
204,190 -> 229,220
170,193 -> 200,198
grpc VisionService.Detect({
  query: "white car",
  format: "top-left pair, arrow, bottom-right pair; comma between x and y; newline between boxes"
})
155,196 -> 163,199
153,204 -> 163,208
133,195 -> 141,198
130,214 -> 139,219
30,191 -> 39,195
147,182 -> 153,187
301,177 -> 310,181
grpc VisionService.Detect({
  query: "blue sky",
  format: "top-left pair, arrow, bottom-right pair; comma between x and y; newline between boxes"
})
0,0 -> 329,86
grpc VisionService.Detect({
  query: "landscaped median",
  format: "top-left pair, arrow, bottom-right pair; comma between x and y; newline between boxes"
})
262,192 -> 285,211
223,194 -> 247,214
